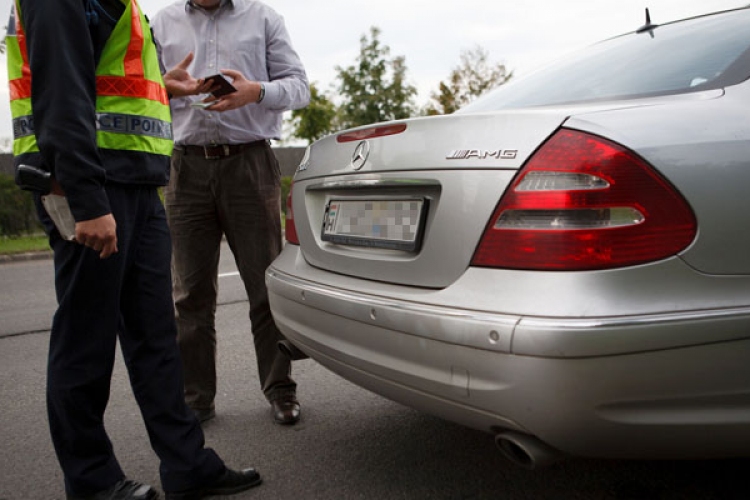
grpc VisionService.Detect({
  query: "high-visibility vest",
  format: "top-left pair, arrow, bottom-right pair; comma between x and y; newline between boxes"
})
6,0 -> 173,158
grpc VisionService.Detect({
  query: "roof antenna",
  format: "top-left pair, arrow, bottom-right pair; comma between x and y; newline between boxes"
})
636,7 -> 658,35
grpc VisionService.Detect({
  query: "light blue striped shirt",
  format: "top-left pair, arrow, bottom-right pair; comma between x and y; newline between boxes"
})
151,0 -> 310,145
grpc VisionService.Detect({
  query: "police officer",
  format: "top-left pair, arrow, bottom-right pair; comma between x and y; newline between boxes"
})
7,0 -> 262,498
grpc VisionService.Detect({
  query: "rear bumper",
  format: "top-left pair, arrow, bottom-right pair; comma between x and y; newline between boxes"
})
267,253 -> 750,459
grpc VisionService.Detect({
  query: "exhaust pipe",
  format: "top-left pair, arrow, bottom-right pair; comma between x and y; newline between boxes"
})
494,431 -> 562,470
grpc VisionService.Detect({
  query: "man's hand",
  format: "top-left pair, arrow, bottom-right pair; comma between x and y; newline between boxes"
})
204,69 -> 263,111
75,214 -> 118,259
163,52 -> 214,97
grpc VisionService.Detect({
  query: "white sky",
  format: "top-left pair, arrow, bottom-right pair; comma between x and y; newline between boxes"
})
0,0 -> 744,141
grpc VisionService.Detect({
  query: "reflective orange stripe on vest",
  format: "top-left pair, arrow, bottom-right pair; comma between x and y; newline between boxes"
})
9,0 -> 168,105
98,0 -> 168,104
97,77 -> 168,103
124,0 -> 144,77
8,2 -> 30,102
8,77 -> 30,101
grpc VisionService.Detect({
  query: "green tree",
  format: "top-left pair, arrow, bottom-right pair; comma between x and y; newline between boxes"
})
426,46 -> 513,115
289,82 -> 337,144
335,26 -> 417,129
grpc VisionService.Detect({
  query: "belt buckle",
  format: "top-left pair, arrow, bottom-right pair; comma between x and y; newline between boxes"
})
203,144 -> 230,160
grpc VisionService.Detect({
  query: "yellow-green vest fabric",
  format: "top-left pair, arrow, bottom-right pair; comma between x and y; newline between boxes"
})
6,0 -> 173,158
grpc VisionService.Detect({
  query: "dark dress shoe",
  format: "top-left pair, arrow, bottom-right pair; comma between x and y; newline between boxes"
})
192,407 -> 215,423
164,468 -> 262,500
271,395 -> 300,425
67,479 -> 159,500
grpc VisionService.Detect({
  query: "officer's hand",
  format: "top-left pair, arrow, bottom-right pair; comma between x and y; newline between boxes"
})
163,52 -> 213,97
75,214 -> 118,259
207,69 -> 260,111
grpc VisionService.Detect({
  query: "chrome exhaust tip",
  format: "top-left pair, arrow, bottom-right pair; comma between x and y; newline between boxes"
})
494,431 -> 563,470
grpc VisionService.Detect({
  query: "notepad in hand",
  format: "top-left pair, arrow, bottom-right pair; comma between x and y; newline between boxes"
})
41,193 -> 76,241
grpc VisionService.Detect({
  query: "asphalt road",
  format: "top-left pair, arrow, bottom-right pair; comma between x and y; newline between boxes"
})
1,245 -> 749,500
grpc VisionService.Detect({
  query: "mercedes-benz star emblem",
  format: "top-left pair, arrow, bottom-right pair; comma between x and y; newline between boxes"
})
351,140 -> 370,170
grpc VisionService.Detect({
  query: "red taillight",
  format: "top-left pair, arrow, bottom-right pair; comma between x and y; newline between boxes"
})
336,123 -> 407,142
472,129 -> 697,271
285,182 -> 299,245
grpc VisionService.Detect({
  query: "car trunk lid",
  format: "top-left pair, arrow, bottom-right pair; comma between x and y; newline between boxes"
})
289,111 -> 575,288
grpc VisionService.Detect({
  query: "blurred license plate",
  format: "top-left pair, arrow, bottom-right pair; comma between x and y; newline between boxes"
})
322,198 -> 427,251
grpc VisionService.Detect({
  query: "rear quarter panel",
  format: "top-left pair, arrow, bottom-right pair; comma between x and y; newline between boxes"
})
565,84 -> 750,275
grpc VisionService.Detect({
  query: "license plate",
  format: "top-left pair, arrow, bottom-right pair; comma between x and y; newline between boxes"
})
322,198 -> 427,251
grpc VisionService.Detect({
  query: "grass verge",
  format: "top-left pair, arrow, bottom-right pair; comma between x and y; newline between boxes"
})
0,234 -> 50,255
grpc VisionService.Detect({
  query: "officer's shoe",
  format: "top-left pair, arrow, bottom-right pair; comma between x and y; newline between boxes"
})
67,479 -> 159,500
164,468 -> 262,500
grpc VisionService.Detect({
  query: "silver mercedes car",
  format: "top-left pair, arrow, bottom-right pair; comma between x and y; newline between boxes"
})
267,7 -> 750,467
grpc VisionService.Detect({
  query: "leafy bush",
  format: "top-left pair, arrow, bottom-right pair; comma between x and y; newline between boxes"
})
0,173 -> 41,237
0,175 -> 294,237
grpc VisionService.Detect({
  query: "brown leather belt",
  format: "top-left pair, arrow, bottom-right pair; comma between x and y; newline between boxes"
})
176,140 -> 268,159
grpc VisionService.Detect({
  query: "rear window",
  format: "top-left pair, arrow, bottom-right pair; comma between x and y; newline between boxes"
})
461,8 -> 750,112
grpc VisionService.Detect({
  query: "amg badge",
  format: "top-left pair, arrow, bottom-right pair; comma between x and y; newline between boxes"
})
446,149 -> 518,160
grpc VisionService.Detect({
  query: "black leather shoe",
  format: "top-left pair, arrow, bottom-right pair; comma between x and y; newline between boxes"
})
67,479 -> 159,500
271,395 -> 300,425
192,407 -> 215,423
164,468 -> 262,500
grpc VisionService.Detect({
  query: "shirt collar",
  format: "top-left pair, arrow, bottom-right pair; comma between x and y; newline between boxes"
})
186,0 -> 233,13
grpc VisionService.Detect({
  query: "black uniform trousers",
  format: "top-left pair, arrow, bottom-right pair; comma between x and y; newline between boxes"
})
41,185 -> 225,496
